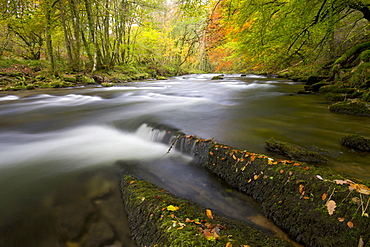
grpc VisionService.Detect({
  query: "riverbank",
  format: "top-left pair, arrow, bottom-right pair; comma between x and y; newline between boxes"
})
0,59 -> 182,91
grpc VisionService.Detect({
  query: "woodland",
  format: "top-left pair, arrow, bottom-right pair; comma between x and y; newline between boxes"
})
0,0 -> 369,103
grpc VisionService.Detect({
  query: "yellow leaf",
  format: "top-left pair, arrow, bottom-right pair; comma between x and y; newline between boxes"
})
167,205 -> 179,211
225,242 -> 233,247
326,200 -> 336,215
206,209 -> 214,219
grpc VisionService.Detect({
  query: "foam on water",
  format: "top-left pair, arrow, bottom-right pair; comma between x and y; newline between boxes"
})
0,95 -> 19,101
0,125 -> 185,172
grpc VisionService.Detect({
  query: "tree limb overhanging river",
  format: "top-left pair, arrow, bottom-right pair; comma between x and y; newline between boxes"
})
0,74 -> 369,246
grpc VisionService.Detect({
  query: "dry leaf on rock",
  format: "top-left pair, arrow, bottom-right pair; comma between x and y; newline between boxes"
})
321,193 -> 327,200
326,200 -> 337,215
206,209 -> 214,219
347,221 -> 354,228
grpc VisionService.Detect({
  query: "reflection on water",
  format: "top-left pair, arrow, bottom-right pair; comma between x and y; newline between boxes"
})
0,74 -> 369,246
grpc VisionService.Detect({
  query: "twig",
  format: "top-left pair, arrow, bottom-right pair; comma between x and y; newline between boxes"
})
325,188 -> 336,206
166,135 -> 183,154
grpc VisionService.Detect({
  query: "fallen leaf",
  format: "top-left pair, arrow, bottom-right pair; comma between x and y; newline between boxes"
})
206,209 -> 214,219
321,193 -> 327,200
289,171 -> 294,176
352,197 -> 361,204
232,154 -> 237,160
254,174 -> 259,180
167,205 -> 179,211
225,242 -> 232,247
170,214 -> 175,218
279,169 -> 284,173
347,221 -> 354,228
326,200 -> 336,215
303,196 -> 310,200
338,217 -> 345,222
209,151 -> 214,155
293,163 -> 300,166
129,180 -> 136,184
316,175 -> 323,180
302,166 -> 309,170
185,218 -> 194,223
334,179 -> 348,185
299,184 -> 305,195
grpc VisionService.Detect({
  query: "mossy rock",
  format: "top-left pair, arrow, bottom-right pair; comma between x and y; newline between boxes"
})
266,139 -> 328,164
311,82 -> 330,92
101,82 -> 116,87
61,74 -> 77,83
360,50 -> 370,62
121,176 -> 292,247
324,92 -> 346,102
156,76 -> 168,80
211,75 -> 223,80
340,134 -> 370,151
329,100 -> 370,116
319,83 -> 356,94
79,75 -> 96,84
362,91 -> 370,102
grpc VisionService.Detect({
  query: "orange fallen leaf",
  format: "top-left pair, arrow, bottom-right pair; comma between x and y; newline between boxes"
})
299,184 -> 305,195
288,171 -> 293,176
226,242 -> 233,247
279,169 -> 284,173
347,221 -> 354,228
321,193 -> 327,200
250,156 -> 256,162
206,209 -> 214,219
293,163 -> 300,166
209,151 -> 214,155
326,200 -> 336,215
170,214 -> 175,218
254,174 -> 259,180
302,166 -> 309,170
303,196 -> 310,200
185,218 -> 194,223
129,180 -> 136,184
232,154 -> 237,160
338,217 -> 345,222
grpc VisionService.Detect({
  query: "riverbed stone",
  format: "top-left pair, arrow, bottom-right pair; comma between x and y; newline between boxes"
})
163,134 -> 370,247
265,139 -> 328,163
121,175 -> 293,247
340,134 -> 370,151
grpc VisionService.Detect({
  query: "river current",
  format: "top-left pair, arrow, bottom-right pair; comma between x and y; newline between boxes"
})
0,74 -> 369,246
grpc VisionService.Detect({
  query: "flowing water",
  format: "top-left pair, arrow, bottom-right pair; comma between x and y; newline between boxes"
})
0,74 -> 369,246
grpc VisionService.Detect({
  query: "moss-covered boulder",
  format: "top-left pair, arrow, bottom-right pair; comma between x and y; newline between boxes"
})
211,75 -> 223,80
266,139 -> 328,164
167,134 -> 370,247
329,100 -> 370,116
121,175 -> 292,247
340,134 -> 370,151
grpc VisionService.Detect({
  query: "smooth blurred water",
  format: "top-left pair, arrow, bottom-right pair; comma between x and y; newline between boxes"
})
0,74 -> 369,246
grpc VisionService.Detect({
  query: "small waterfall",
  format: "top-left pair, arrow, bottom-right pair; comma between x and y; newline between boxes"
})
134,123 -> 212,165
135,123 -> 168,142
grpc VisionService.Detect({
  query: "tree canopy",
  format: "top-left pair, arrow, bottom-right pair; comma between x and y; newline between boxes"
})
0,0 -> 369,77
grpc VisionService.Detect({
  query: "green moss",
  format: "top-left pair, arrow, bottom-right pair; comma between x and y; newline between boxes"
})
340,134 -> 370,151
266,139 -> 328,163
121,176 -> 292,247
329,100 -> 370,116
360,50 -> 370,62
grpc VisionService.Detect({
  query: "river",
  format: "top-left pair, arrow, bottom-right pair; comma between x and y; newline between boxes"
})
0,74 -> 369,246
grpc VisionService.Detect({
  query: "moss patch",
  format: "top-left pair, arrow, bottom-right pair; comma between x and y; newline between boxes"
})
121,175 -> 292,247
266,139 -> 328,164
340,134 -> 370,151
168,134 -> 370,247
329,100 -> 370,116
